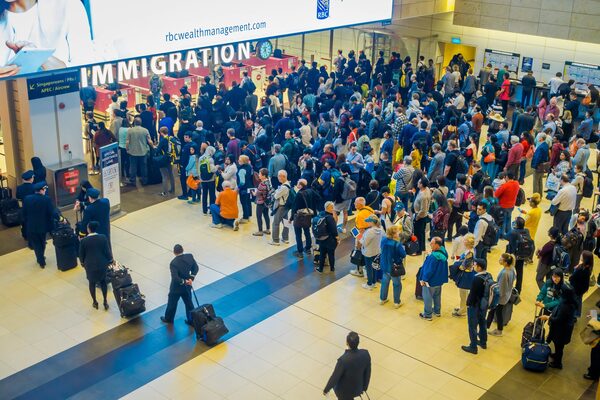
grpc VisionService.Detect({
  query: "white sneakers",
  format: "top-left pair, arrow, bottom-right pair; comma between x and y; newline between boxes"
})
349,269 -> 364,277
361,283 -> 374,291
210,223 -> 223,229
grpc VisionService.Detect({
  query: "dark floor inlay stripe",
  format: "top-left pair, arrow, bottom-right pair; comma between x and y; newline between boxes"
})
1,239 -> 354,400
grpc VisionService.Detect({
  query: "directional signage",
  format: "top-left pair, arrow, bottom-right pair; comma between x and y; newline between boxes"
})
27,71 -> 80,100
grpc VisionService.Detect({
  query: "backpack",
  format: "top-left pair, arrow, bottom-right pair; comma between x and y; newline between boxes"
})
455,154 -> 469,175
198,157 -> 213,181
515,231 -> 535,260
283,183 -> 296,210
362,141 -> 373,155
341,176 -> 357,200
456,185 -> 470,212
312,213 -> 329,241
551,244 -> 570,272
583,170 -> 594,198
480,273 -> 500,310
245,79 -> 256,93
481,216 -> 499,246
489,203 -> 504,226
150,77 -> 160,94
516,188 -> 526,207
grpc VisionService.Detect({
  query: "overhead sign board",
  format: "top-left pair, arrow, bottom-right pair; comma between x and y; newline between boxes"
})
0,0 -> 394,80
27,71 -> 80,100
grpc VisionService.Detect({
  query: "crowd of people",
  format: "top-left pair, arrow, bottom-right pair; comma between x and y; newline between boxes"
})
79,48 -> 600,384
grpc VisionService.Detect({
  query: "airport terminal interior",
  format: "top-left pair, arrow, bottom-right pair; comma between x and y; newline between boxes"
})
1,0 -> 600,399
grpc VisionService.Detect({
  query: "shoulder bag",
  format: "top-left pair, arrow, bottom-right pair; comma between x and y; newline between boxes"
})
293,190 -> 314,228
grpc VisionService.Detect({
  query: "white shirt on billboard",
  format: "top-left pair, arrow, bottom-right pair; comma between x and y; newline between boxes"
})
0,0 -> 95,70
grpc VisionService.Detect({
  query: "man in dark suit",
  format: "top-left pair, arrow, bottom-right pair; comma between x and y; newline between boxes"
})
161,244 -> 199,324
22,181 -> 55,268
513,106 -> 536,136
79,221 -> 113,310
16,170 -> 35,240
324,331 -> 371,400
80,188 -> 111,246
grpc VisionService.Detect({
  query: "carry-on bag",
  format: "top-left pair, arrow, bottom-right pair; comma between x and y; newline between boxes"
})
117,284 -> 146,317
190,289 -> 216,338
521,307 -> 550,372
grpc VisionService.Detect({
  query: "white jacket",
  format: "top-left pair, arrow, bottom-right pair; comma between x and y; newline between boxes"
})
0,0 -> 94,67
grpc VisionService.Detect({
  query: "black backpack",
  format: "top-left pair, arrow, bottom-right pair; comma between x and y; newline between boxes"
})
312,212 -> 329,241
552,244 -> 570,272
455,154 -> 469,175
515,231 -> 534,260
515,188 -> 526,206
583,170 -> 594,198
482,216 -> 499,246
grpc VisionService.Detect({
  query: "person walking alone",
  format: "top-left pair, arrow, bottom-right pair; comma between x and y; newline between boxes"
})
161,244 -> 199,325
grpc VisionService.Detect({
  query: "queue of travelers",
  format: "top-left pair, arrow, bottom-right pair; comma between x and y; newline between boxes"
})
11,48 -> 600,386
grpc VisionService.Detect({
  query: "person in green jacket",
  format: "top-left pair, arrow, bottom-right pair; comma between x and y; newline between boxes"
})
536,269 -> 566,313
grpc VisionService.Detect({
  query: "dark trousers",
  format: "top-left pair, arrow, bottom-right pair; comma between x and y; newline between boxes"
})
522,90 -> 532,107
119,147 -> 129,179
128,155 -> 148,185
318,243 -> 336,271
164,287 -> 194,322
588,343 -> 600,378
414,217 -> 428,253
88,279 -> 107,302
553,210 -> 571,235
487,304 -> 505,331
294,225 -> 312,253
515,258 -> 524,293
179,169 -> 188,197
467,305 -> 487,348
201,181 -> 216,214
256,203 -> 270,231
240,191 -> 252,220
501,99 -> 509,117
551,341 -> 565,366
29,232 -> 47,265
447,208 -> 462,240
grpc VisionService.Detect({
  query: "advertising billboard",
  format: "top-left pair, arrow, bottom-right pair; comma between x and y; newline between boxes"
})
0,0 -> 393,80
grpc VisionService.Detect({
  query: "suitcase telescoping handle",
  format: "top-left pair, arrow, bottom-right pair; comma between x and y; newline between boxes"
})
191,284 -> 200,307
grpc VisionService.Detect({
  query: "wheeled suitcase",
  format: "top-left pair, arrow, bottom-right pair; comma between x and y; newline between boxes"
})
415,267 -> 423,299
521,308 -> 546,347
116,284 -> 146,317
144,152 -> 163,185
110,268 -> 133,290
1,198 -> 21,227
521,307 -> 550,372
201,316 -> 229,346
51,223 -> 79,271
190,290 -> 216,338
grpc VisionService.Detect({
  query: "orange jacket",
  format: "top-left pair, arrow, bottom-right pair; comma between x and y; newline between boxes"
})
216,188 -> 239,219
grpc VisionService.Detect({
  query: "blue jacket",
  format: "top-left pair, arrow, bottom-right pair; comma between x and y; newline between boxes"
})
419,247 -> 449,287
379,237 -> 406,274
531,141 -> 549,169
401,124 -> 418,150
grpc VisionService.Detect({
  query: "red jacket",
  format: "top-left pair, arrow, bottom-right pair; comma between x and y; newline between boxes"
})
495,180 -> 520,209
506,142 -> 523,168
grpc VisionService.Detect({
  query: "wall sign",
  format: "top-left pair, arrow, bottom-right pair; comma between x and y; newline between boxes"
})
483,49 -> 520,73
27,71 -> 80,100
542,63 -> 551,70
99,143 -> 121,214
521,57 -> 533,73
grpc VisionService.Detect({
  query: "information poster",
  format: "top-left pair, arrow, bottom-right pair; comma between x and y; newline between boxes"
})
564,61 -> 600,86
99,143 -> 121,214
0,0 -> 393,80
483,49 -> 520,73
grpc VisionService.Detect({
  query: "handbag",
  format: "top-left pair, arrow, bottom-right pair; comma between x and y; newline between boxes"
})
549,204 -> 558,216
371,254 -> 381,270
580,323 -> 600,345
391,261 -> 406,277
509,287 -> 521,305
350,249 -> 365,266
483,152 -> 495,163
186,175 -> 200,190
293,191 -> 314,228
536,161 -> 550,173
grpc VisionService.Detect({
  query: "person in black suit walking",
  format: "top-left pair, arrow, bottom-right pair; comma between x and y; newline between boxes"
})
22,182 -> 55,268
324,331 -> 371,400
16,170 -> 35,241
161,244 -> 199,324
78,188 -> 111,246
79,221 -> 113,310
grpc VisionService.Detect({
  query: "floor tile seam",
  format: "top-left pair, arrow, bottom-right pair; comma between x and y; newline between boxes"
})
283,276 -> 490,393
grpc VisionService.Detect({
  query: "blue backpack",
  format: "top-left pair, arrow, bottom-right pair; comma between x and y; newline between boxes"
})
480,273 -> 500,310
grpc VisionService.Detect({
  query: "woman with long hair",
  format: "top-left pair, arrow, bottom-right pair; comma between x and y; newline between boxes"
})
539,286 -> 578,369
569,250 -> 594,317
487,253 -> 516,336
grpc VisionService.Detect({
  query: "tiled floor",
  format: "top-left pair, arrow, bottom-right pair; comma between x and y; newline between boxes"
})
1,131 -> 599,399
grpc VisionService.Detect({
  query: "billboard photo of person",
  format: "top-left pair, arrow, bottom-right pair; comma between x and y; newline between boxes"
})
0,0 -> 95,77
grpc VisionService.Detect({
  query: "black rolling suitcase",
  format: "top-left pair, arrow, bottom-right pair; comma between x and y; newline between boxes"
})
144,151 -> 163,185
116,284 -> 146,317
51,223 -> 79,271
190,290 -> 216,339
1,198 -> 21,227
